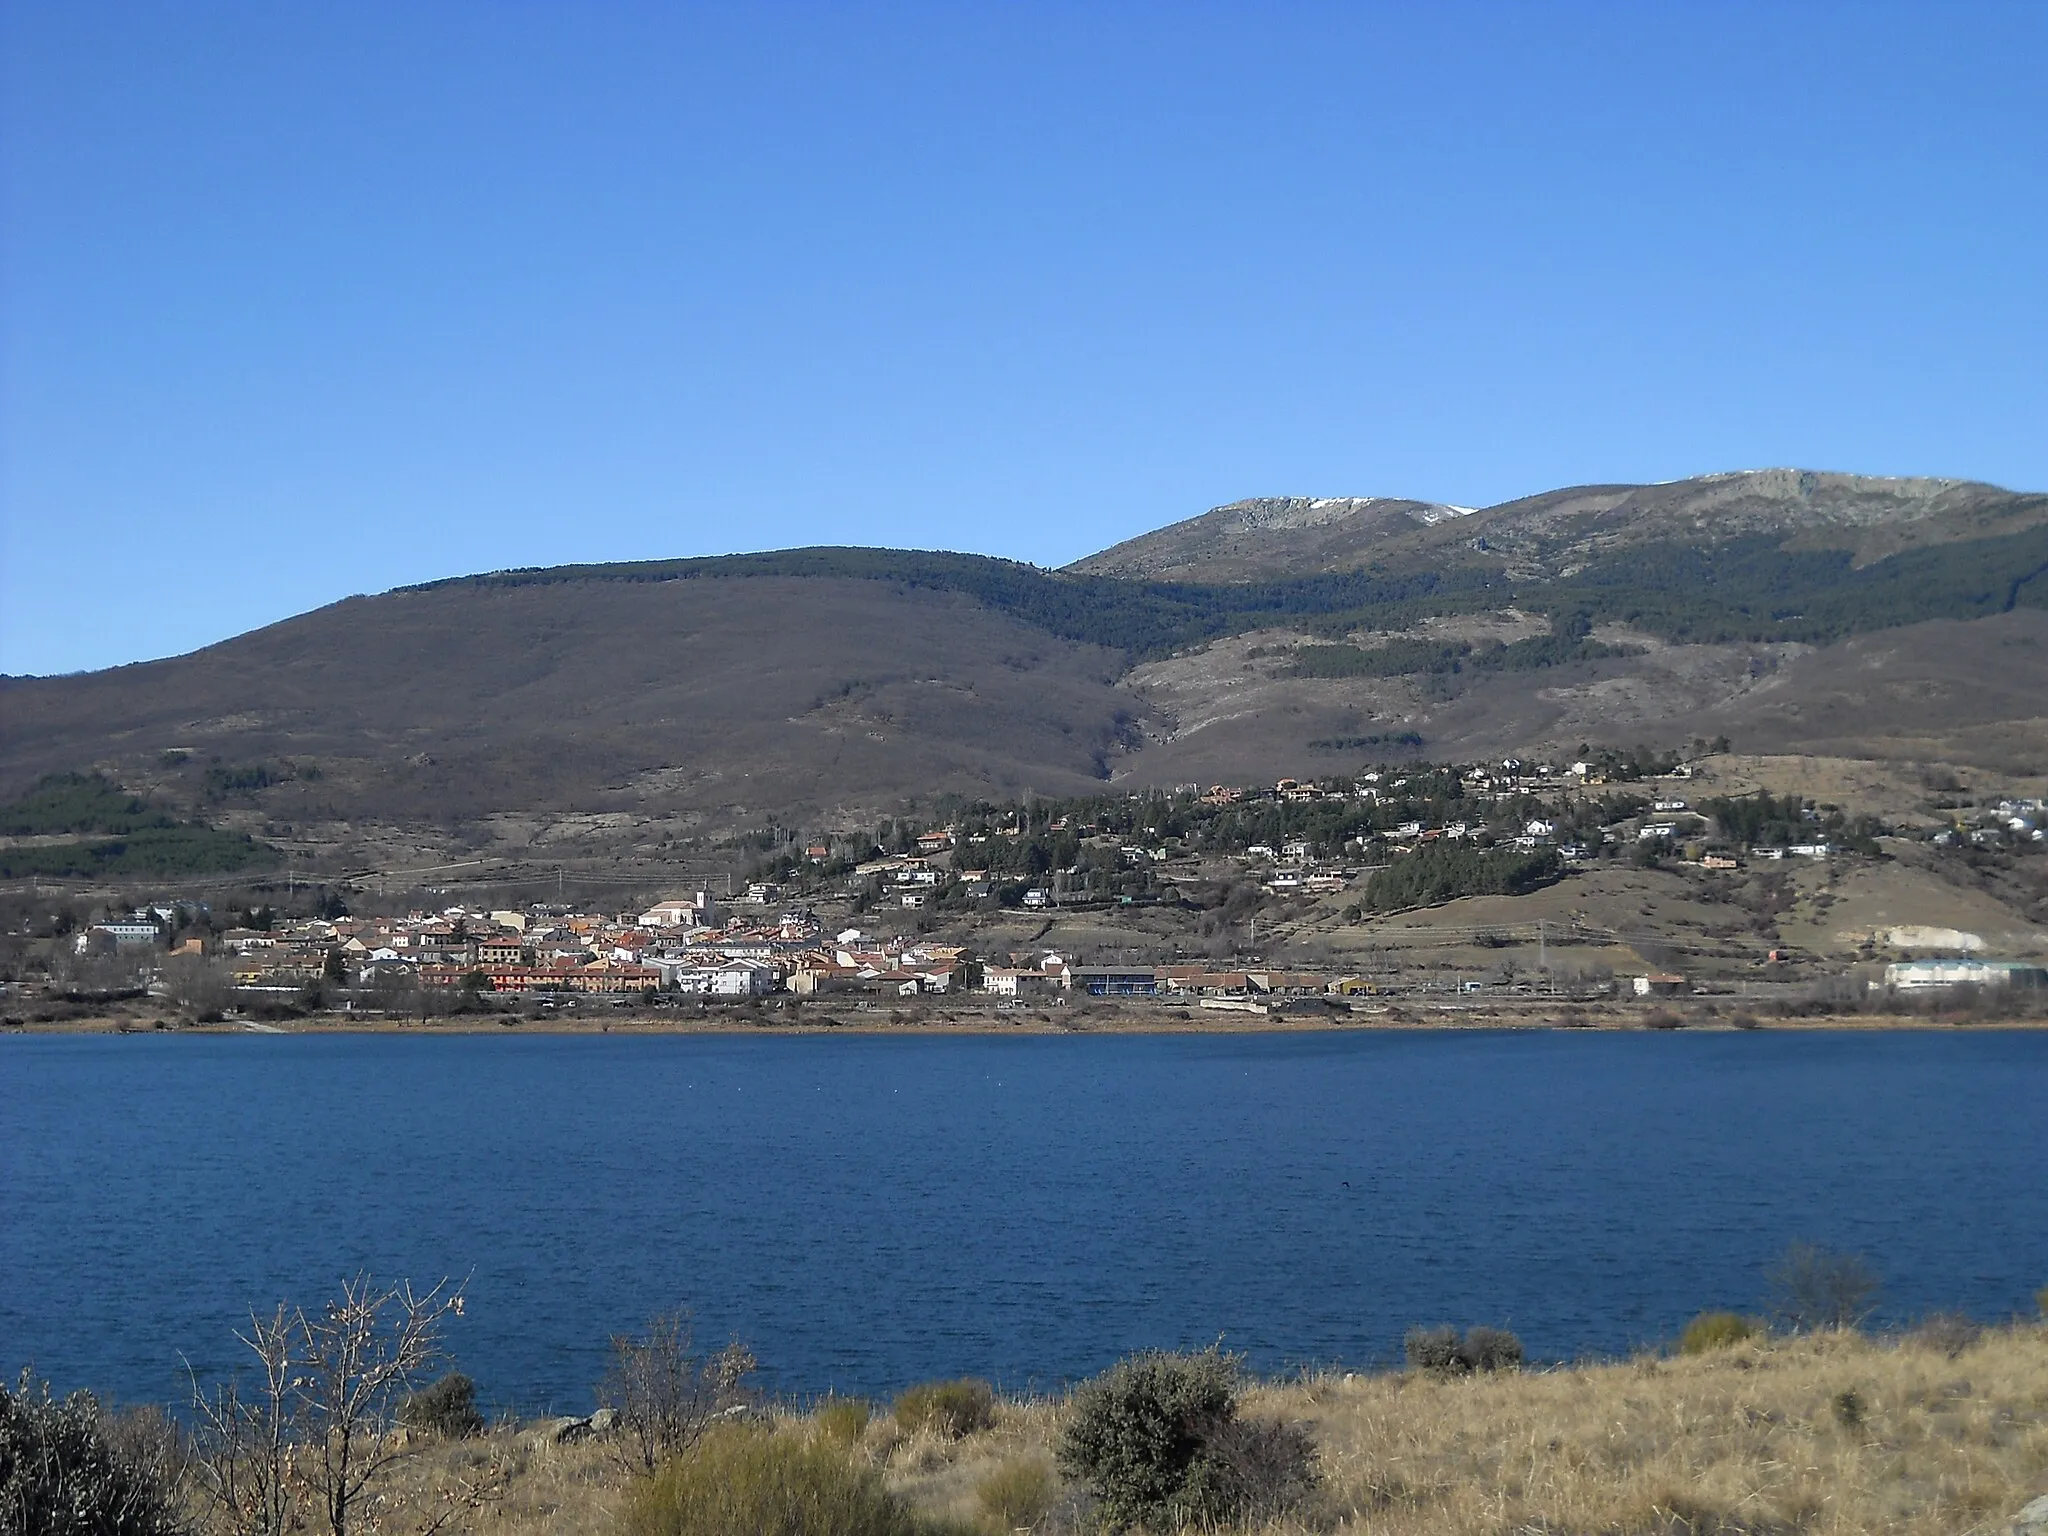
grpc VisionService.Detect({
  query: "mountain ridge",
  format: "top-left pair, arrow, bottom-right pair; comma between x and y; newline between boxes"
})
4,469 -> 2046,863
1070,468 -> 2040,583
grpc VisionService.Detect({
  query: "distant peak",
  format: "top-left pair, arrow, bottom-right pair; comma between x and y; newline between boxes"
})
1067,468 -> 2036,583
1675,467 -> 1998,497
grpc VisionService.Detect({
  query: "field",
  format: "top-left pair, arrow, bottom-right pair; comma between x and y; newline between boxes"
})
354,1326 -> 2048,1535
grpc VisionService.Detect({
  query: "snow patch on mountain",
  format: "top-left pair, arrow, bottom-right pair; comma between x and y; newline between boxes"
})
1408,503 -> 1476,525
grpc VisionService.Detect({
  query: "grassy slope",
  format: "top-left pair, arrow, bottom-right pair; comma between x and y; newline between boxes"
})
371,1327 -> 2048,1536
1280,1328 -> 2048,1536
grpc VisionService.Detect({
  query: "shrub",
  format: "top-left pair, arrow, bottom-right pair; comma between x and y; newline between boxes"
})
976,1454 -> 1057,1532
1679,1311 -> 1762,1354
1179,1411 -> 1318,1525
1404,1326 -> 1465,1379
399,1372 -> 484,1438
100,1405 -> 191,1507
814,1396 -> 873,1446
1405,1325 -> 1523,1378
1056,1348 -> 1315,1532
622,1425 -> 915,1536
1461,1326 -> 1524,1373
1830,1388 -> 1866,1429
597,1311 -> 758,1471
1057,1348 -> 1233,1529
1908,1313 -> 1981,1359
0,1372 -> 188,1536
893,1378 -> 994,1439
1768,1241 -> 1880,1332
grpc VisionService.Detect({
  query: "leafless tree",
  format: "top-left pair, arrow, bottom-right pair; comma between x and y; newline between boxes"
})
189,1304 -> 301,1536
367,966 -> 422,1017
1769,1241 -> 1880,1332
50,946 -> 145,992
190,1276 -> 467,1536
594,1310 -> 757,1473
299,1276 -> 465,1536
162,954 -> 235,1016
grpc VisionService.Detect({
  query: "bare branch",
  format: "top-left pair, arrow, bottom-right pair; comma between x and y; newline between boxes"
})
190,1277 -> 467,1536
295,1273 -> 466,1536
594,1310 -> 758,1473
186,1304 -> 301,1536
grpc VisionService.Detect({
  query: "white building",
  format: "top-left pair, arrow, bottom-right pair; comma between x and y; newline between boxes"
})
77,922 -> 159,952
712,960 -> 782,997
641,894 -> 723,928
1882,959 -> 2048,991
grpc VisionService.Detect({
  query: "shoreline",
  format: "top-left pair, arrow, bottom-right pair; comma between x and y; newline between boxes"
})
9,1009 -> 2047,1037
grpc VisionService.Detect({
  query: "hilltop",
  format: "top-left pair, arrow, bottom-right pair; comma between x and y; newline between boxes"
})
1073,469 -> 2043,582
1065,495 -> 1477,582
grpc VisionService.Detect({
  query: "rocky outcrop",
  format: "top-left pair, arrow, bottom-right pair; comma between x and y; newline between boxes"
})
540,1406 -> 621,1443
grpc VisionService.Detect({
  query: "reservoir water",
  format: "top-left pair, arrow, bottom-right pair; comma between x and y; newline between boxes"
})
3,1028 -> 2043,1414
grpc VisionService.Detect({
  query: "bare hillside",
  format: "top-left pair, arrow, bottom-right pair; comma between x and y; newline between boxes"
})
0,577 -> 1136,835
1117,609 -> 2048,787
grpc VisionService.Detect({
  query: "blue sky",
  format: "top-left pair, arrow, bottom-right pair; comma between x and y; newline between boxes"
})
4,3 -> 2044,676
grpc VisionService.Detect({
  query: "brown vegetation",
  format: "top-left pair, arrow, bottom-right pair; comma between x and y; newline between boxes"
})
1285,1326 -> 2048,1536
158,1325 -> 2048,1536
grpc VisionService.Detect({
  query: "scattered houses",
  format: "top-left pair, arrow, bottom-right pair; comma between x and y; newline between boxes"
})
43,756 -> 2048,1015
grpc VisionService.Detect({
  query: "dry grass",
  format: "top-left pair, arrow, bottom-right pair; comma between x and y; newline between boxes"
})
349,1396 -> 1066,1536
270,1327 -> 2048,1536
1260,1325 -> 2048,1536
869,1396 -> 1065,1531
364,1425 -> 629,1536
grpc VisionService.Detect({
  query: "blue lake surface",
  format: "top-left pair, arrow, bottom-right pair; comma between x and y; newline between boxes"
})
3,1028 -> 2043,1414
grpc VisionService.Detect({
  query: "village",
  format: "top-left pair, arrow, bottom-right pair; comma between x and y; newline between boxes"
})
29,752 -> 2046,1023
